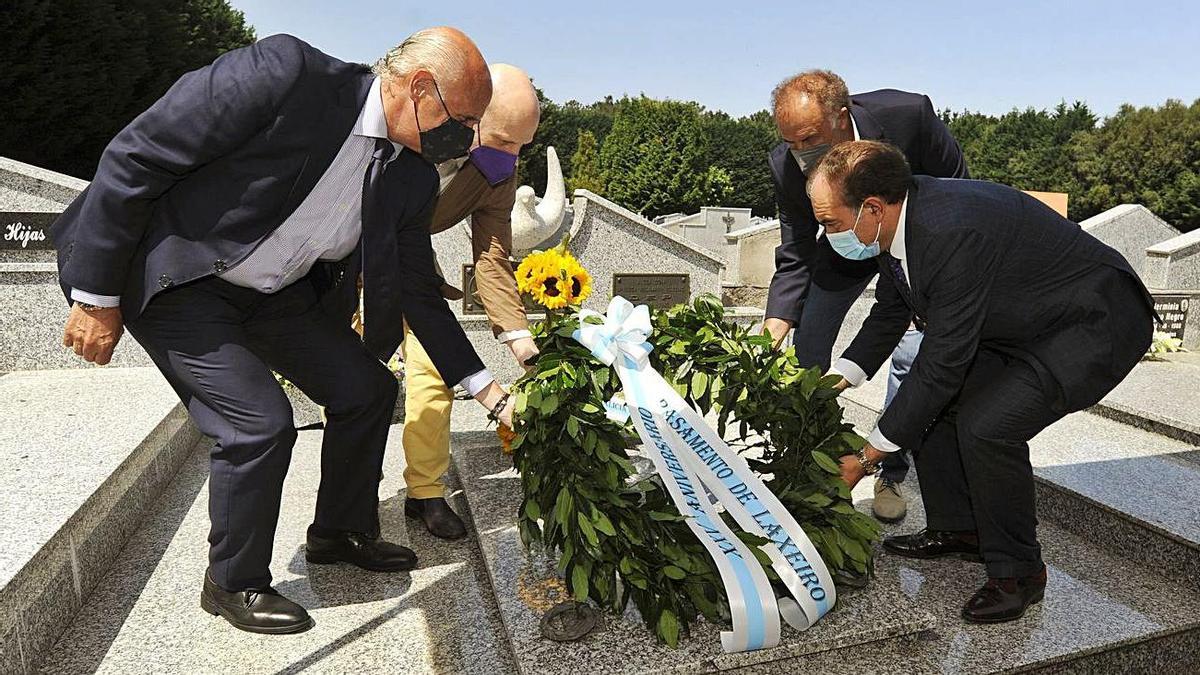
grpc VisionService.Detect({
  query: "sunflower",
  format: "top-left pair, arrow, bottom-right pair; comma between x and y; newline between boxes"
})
530,270 -> 572,309
515,249 -> 561,295
561,254 -> 593,305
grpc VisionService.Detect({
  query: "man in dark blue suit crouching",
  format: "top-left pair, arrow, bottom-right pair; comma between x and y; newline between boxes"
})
51,28 -> 516,634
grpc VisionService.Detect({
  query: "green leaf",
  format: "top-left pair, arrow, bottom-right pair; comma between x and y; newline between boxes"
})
567,416 -> 580,439
540,393 -> 560,415
691,370 -> 709,398
554,488 -> 573,528
662,565 -> 687,580
811,451 -> 842,475
657,608 -> 680,648
580,403 -> 601,414
571,564 -> 590,601
523,500 -> 541,520
649,510 -> 682,521
592,510 -> 617,536
803,492 -> 833,507
577,512 -> 600,546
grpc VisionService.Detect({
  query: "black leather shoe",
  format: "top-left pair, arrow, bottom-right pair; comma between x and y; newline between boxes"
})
962,566 -> 1047,623
200,572 -> 313,634
882,528 -> 983,562
305,527 -> 418,572
405,497 -> 467,540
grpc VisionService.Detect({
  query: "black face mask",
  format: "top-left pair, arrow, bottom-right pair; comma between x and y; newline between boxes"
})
414,81 -> 475,164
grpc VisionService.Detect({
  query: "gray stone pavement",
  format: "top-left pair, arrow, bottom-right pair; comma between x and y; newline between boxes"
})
40,426 -> 516,675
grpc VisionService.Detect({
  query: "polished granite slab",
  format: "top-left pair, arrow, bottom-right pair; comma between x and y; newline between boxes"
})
1093,358 -> 1200,445
727,480 -> 1200,673
40,427 -> 516,674
448,402 -> 936,674
0,368 -> 200,674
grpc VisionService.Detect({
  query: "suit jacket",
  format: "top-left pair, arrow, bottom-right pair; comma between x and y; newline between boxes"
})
48,34 -> 483,384
765,89 -> 969,323
843,176 -> 1156,449
431,163 -> 529,338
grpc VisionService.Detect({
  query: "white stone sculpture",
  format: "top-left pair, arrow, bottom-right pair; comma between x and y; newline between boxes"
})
510,146 -> 566,252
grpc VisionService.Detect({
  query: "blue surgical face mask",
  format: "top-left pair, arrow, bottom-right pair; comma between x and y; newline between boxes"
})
827,202 -> 882,260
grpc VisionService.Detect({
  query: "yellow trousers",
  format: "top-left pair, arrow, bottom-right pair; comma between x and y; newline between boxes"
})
400,323 -> 453,499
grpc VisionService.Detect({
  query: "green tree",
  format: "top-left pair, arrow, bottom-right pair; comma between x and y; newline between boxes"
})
1069,99 -> 1200,232
598,96 -> 719,217
0,0 -> 256,179
700,109 -> 778,216
517,90 -> 615,194
943,102 -> 1097,220
567,129 -> 606,195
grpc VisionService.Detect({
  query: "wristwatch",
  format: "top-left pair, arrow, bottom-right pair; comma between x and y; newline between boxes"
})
77,302 -> 107,312
855,448 -> 880,475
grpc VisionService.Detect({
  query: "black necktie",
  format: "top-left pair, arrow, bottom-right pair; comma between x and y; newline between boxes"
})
361,138 -> 399,361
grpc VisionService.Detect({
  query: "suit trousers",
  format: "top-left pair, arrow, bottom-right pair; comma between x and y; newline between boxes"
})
126,274 -> 399,591
399,322 -> 453,499
913,348 -> 1064,578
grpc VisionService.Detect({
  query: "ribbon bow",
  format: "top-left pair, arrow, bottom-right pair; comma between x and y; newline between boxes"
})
573,296 -> 654,369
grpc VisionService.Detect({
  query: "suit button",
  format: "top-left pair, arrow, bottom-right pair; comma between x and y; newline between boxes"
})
213,259 -> 228,273
159,274 -> 173,288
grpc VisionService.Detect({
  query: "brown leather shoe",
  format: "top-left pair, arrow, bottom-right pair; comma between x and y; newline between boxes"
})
882,528 -> 983,562
962,566 -> 1047,623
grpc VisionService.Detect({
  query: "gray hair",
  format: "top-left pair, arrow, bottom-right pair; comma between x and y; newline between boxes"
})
373,28 -> 468,83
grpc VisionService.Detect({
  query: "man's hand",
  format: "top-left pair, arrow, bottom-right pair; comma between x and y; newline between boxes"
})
833,377 -> 851,392
838,454 -> 866,489
508,336 -> 539,373
762,317 -> 794,349
838,444 -> 888,489
475,380 -> 515,428
62,303 -> 124,365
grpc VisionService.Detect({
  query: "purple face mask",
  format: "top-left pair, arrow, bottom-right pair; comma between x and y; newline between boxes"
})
470,145 -> 519,186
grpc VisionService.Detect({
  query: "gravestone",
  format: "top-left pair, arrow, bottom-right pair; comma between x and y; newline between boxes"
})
431,189 -> 755,382
0,157 -> 156,370
1081,204 -> 1180,280
1144,228 -> 1200,349
658,206 -> 752,255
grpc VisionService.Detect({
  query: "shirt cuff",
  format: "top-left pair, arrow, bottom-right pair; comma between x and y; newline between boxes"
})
458,369 -> 496,397
496,329 -> 532,343
829,358 -> 868,387
868,426 -> 902,453
70,288 -> 121,307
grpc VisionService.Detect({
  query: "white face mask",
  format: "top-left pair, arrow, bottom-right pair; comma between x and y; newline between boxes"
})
826,202 -> 882,260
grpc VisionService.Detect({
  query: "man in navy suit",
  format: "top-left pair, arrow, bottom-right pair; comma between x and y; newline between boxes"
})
762,70 -> 969,523
51,28 -> 516,634
813,141 -> 1154,623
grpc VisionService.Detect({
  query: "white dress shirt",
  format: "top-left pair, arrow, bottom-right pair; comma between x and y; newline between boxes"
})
73,77 -> 495,395
829,191 -> 910,453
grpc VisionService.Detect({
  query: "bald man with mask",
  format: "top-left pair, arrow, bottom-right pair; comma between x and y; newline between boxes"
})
399,64 -> 541,539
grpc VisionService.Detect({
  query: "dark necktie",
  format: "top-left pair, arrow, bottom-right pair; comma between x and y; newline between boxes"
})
361,138 -> 399,361
884,253 -> 926,330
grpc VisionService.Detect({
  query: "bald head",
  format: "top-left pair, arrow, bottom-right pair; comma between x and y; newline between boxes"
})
374,26 -> 492,155
478,64 -> 540,154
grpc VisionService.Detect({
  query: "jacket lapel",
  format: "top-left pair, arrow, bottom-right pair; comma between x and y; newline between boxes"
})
278,71 -> 375,222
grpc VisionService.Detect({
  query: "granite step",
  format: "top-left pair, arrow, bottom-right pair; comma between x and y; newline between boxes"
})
39,425 -> 517,674
1091,358 -> 1200,447
728,478 -> 1200,673
447,402 -> 938,674
840,376 -> 1200,597
0,263 -> 156,371
0,368 -> 201,674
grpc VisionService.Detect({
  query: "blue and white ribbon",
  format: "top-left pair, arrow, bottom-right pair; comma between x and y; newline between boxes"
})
573,296 -> 836,653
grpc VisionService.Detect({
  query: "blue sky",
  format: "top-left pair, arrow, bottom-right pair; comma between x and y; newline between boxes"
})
234,0 -> 1197,119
